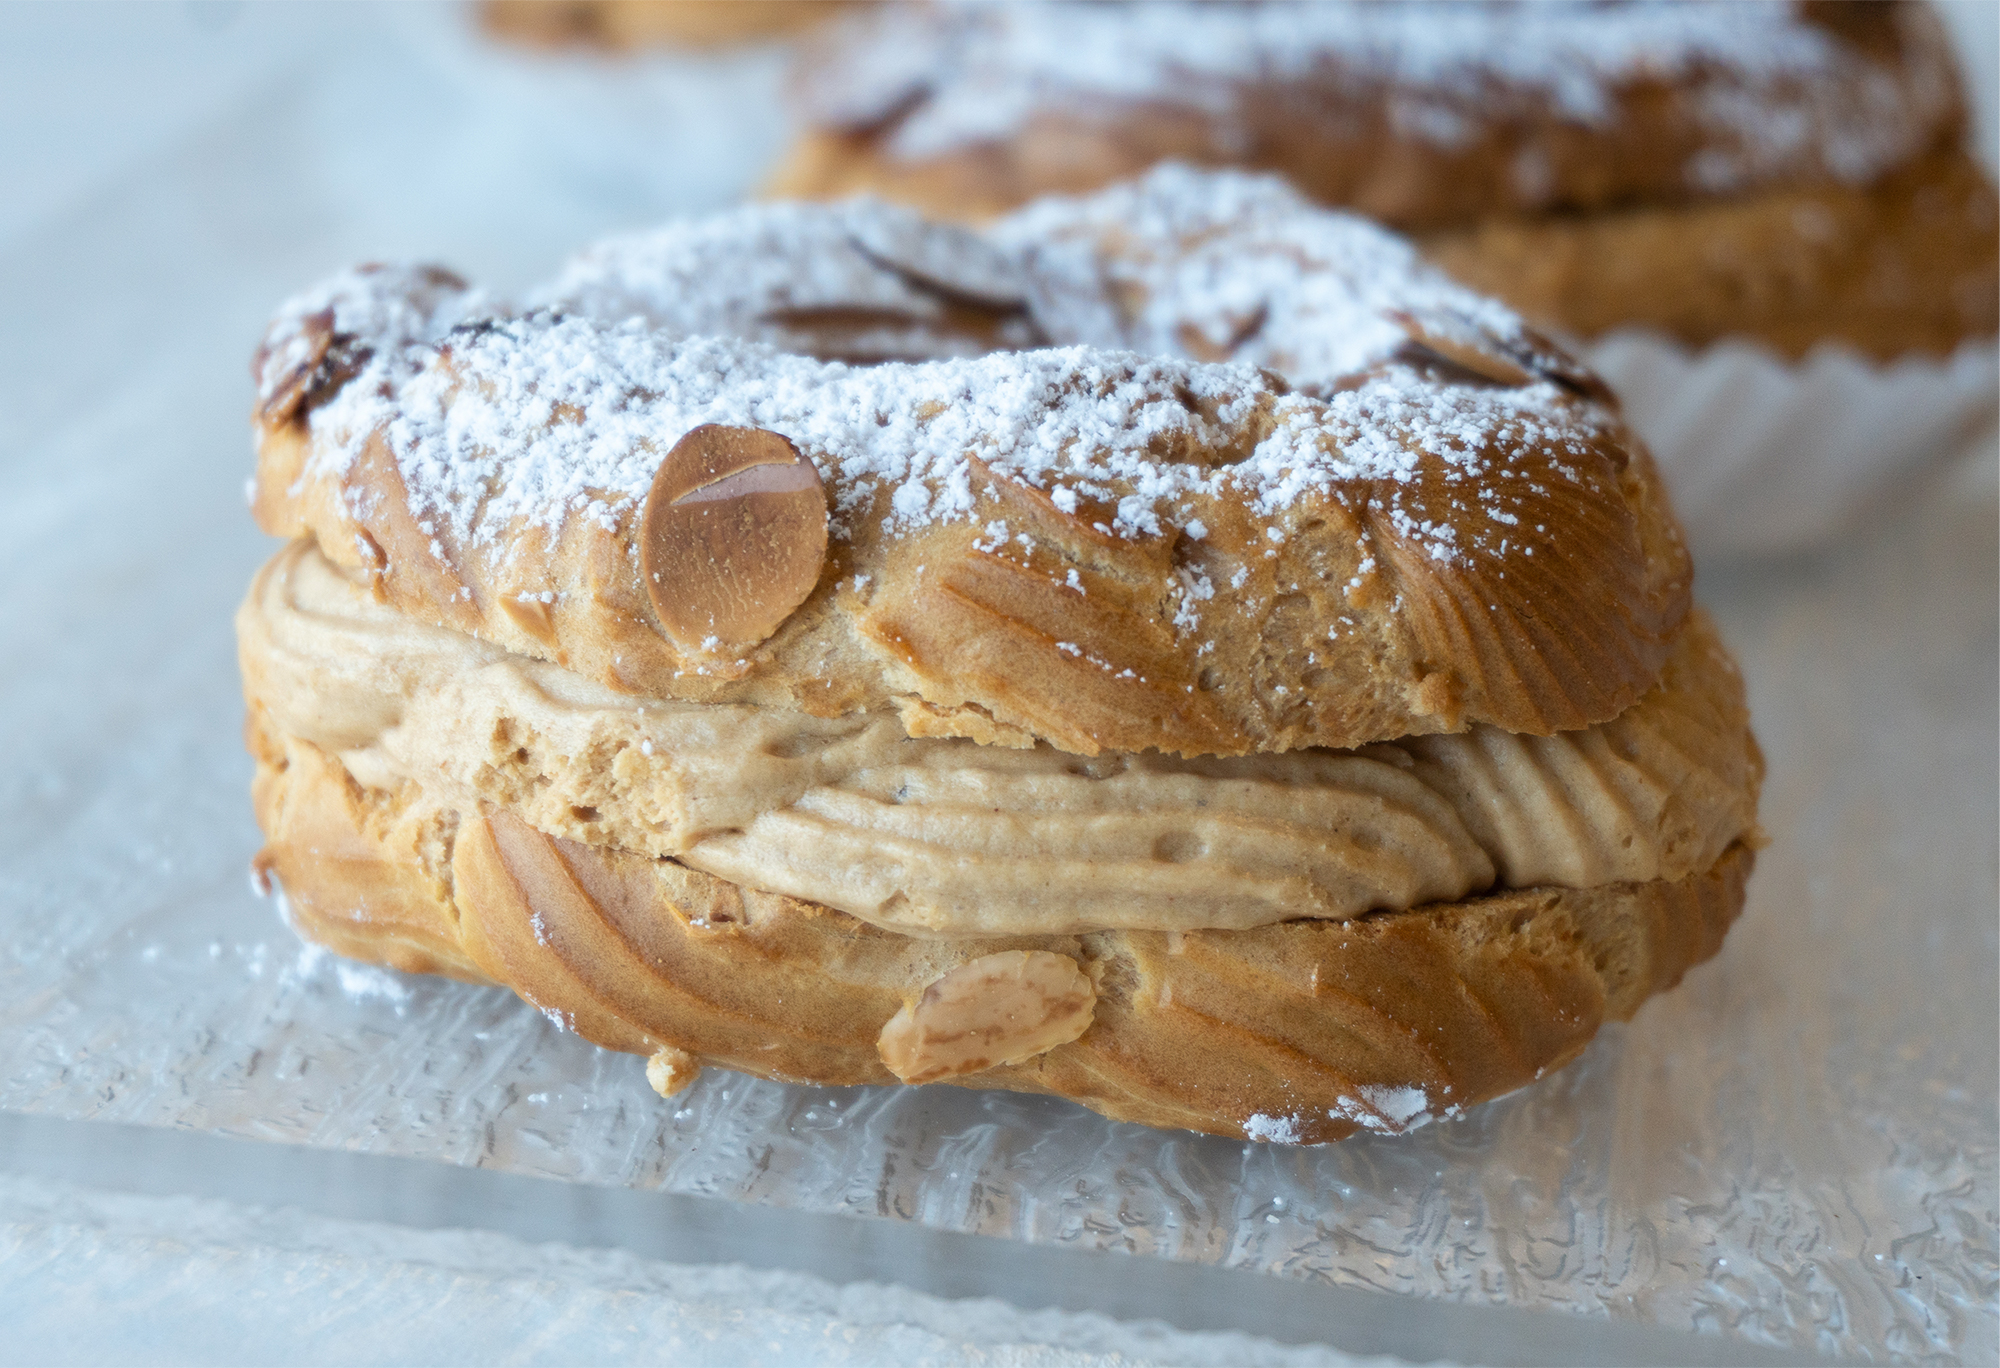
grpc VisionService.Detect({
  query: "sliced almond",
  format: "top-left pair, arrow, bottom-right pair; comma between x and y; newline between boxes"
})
252,307 -> 337,424
500,591 -> 558,646
758,304 -> 966,365
1386,308 -> 1535,389
1174,303 -> 1269,364
847,215 -> 1028,310
640,425 -> 829,654
646,1045 -> 701,1098
252,264 -> 468,426
878,950 -> 1096,1084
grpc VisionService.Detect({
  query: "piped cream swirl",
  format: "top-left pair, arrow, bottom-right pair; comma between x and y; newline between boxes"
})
239,540 -> 1758,937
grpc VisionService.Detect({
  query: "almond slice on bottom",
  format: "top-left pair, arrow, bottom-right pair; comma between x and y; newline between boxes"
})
878,950 -> 1096,1084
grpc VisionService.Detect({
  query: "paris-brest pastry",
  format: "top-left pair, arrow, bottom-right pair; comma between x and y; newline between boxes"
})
237,168 -> 1761,1144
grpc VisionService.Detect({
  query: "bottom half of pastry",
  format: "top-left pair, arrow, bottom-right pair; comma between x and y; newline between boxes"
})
245,711 -> 1753,1146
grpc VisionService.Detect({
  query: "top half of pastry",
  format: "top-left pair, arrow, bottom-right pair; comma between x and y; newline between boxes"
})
246,168 -> 1691,760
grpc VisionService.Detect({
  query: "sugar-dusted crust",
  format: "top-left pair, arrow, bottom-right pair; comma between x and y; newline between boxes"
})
773,1 -> 1962,230
248,177 -> 1690,758
250,719 -> 1751,1145
1429,147 -> 2000,361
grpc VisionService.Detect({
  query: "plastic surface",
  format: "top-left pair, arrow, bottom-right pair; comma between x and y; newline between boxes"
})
0,1171 -> 1393,1368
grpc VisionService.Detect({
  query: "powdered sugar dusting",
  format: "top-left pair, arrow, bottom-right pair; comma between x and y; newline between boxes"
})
333,960 -> 413,1007
1243,1111 -> 1303,1144
278,169 -> 1616,579
1355,1083 -> 1431,1130
533,199 -> 1031,361
254,264 -> 488,413
1248,1086 -> 1446,1142
996,165 -> 1525,394
351,321 -> 1268,546
318,313 -> 1596,575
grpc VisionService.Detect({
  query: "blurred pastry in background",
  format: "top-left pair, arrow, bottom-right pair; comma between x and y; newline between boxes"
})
773,1 -> 1998,552
775,0 -> 1992,358
484,0 -> 866,50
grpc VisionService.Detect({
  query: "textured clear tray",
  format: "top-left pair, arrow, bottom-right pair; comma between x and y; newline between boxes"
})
0,11 -> 1993,1363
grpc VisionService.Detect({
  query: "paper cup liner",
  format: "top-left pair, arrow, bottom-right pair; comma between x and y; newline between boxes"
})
1583,329 -> 1999,559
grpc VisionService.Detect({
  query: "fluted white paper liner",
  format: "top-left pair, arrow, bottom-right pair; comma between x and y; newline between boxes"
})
1585,330 -> 1999,558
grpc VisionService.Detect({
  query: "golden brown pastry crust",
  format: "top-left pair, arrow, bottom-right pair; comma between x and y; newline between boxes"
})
1428,148 -> 2000,361
483,0 -> 862,50
250,717 -> 1751,1144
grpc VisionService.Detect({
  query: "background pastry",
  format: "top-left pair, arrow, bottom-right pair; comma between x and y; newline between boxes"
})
483,0 -> 867,50
773,1 -> 1991,354
771,0 -> 2000,553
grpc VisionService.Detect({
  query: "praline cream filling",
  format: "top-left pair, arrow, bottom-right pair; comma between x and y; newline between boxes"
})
240,540 -> 1758,938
